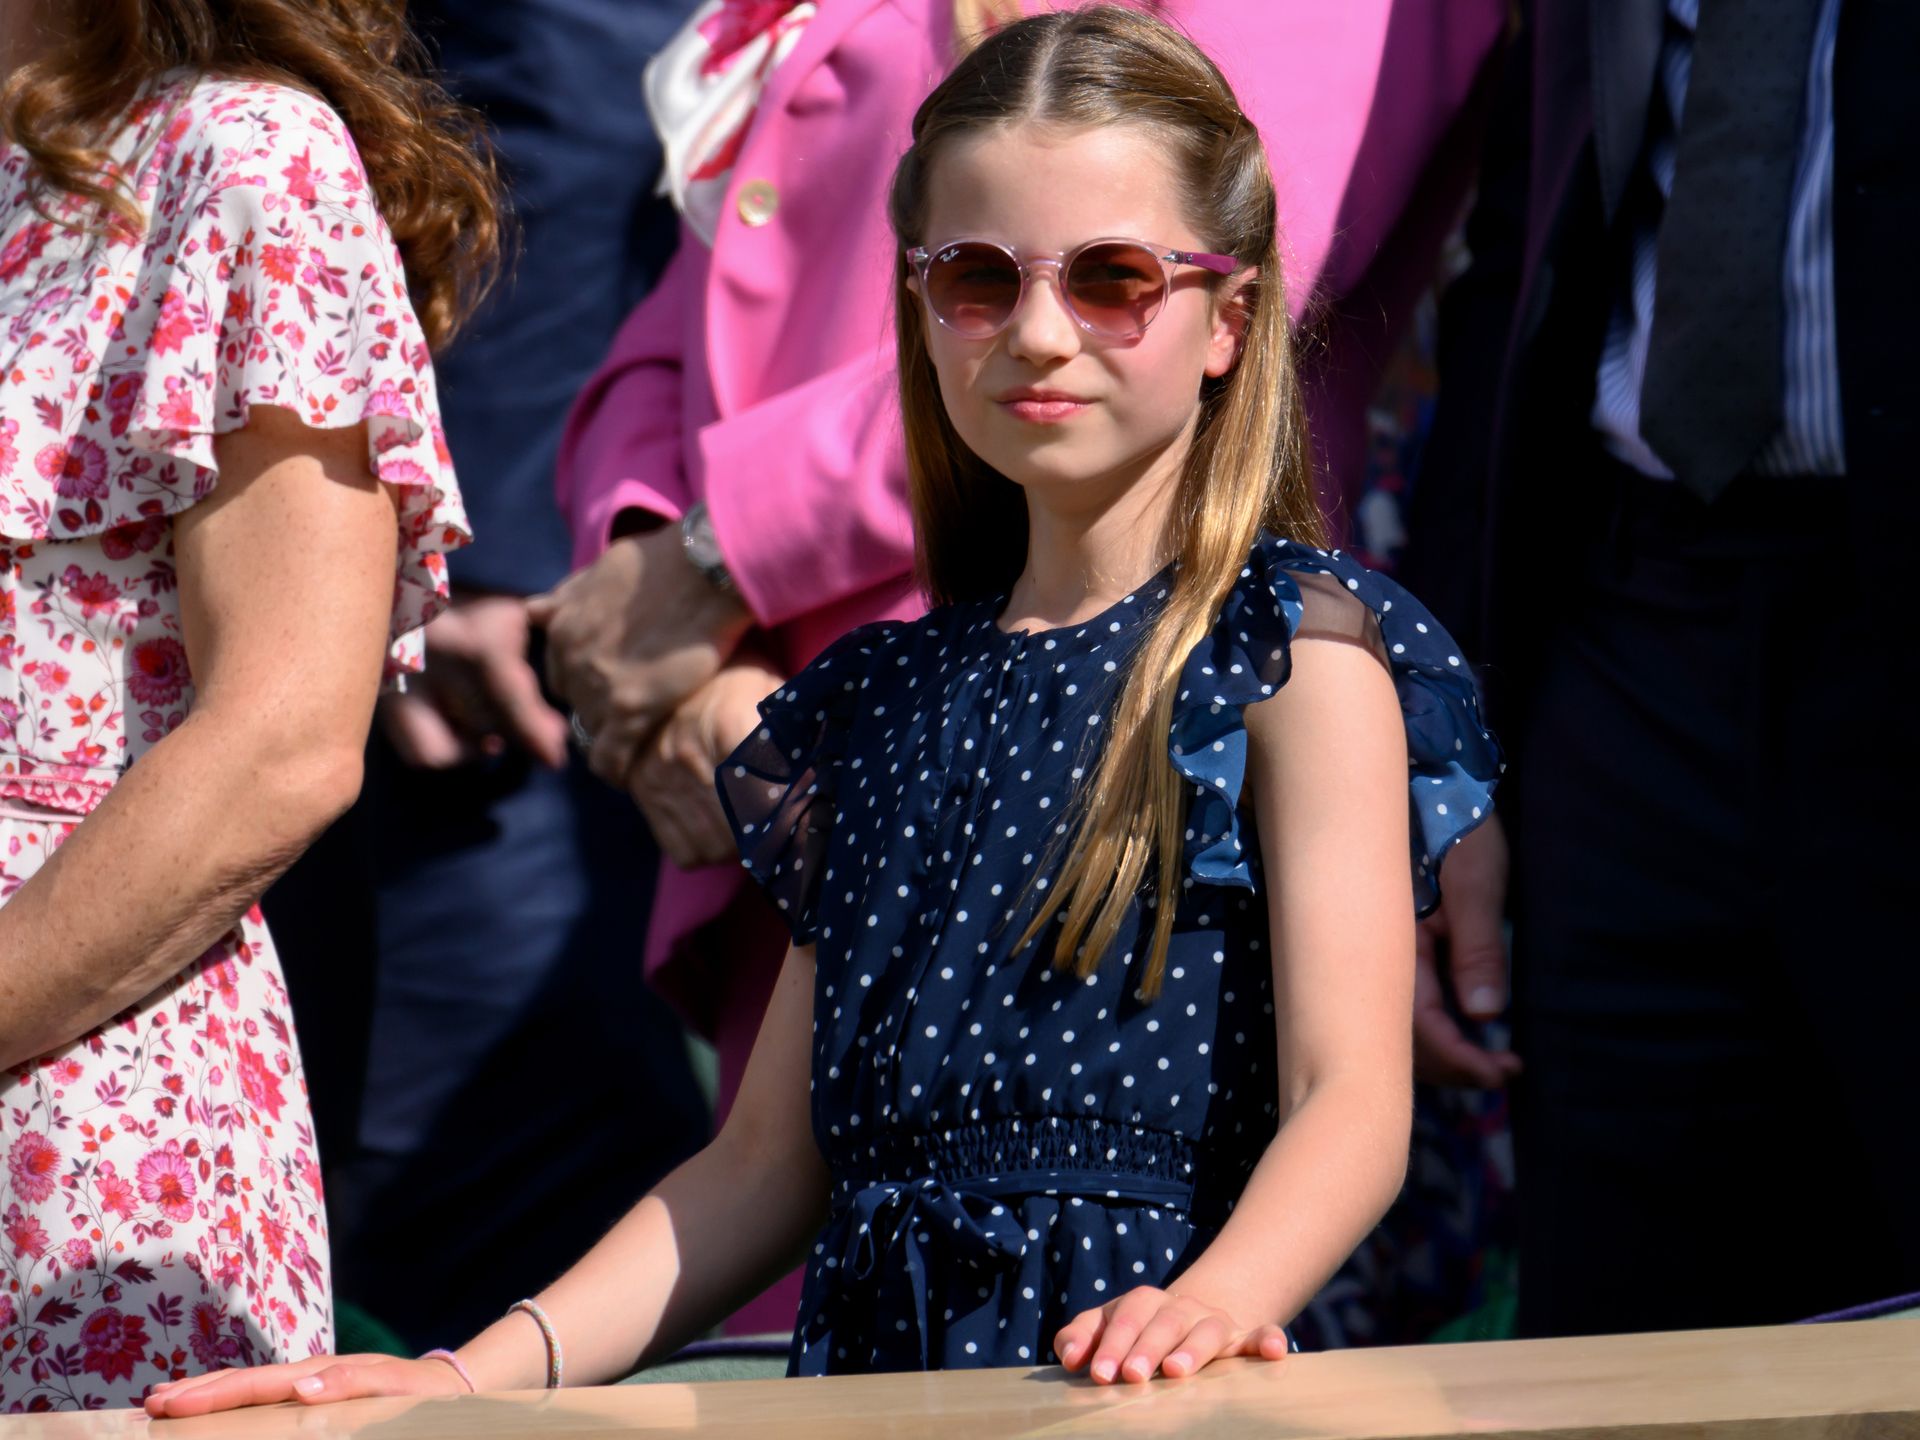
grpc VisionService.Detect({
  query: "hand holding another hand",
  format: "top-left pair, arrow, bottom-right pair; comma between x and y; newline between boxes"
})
628,655 -> 785,869
527,526 -> 751,789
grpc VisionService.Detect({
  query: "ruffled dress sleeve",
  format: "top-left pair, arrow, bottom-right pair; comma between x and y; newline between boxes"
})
1169,533 -> 1503,915
716,624 -> 889,945
0,78 -> 468,681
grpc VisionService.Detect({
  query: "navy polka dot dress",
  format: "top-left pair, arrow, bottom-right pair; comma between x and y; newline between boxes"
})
717,533 -> 1501,1377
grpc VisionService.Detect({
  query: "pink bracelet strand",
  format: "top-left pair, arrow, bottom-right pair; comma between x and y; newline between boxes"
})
419,1349 -> 476,1394
509,1298 -> 563,1389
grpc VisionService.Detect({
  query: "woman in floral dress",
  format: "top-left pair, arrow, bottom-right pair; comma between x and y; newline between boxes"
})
0,0 -> 495,1410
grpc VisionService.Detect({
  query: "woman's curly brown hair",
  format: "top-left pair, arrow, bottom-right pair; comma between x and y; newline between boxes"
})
2,0 -> 501,350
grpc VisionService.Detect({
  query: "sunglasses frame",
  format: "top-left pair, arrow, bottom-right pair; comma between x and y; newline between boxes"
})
905,235 -> 1240,341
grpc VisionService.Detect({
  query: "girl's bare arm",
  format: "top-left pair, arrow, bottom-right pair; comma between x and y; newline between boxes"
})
1057,617 -> 1415,1381
454,939 -> 829,1389
148,940 -> 827,1414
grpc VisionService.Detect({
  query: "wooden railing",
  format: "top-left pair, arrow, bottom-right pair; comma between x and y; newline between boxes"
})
2,1318 -> 1915,1437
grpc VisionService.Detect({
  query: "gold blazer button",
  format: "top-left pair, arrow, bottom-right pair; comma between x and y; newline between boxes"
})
736,179 -> 780,227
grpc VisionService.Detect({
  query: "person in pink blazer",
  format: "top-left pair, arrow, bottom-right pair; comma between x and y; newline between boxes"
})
531,0 -> 1507,1333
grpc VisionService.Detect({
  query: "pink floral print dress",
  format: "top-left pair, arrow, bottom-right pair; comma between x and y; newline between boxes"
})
0,73 -> 468,1410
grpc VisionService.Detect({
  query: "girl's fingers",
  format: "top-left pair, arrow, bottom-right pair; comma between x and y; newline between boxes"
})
1053,1303 -> 1113,1371
1236,1323 -> 1293,1360
1114,1304 -> 1204,1383
147,1355 -> 332,1403
1087,1289 -> 1175,1383
289,1361 -> 396,1405
146,1362 -> 320,1417
143,1354 -> 435,1417
1154,1313 -> 1233,1379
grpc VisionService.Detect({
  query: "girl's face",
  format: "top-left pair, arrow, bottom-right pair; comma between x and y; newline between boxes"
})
914,123 -> 1247,509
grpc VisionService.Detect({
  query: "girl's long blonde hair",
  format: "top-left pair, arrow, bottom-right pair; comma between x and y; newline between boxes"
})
889,5 -> 1326,1000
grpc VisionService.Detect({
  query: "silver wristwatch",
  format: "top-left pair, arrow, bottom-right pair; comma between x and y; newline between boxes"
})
679,501 -> 734,592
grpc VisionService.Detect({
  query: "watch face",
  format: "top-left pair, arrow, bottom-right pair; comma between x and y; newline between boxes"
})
687,519 -> 721,567
684,508 -> 731,586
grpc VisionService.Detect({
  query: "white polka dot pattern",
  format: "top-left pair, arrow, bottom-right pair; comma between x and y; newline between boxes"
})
715,532 -> 1501,1376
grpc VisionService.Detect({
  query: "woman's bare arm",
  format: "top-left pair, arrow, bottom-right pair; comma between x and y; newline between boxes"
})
0,406 -> 397,1067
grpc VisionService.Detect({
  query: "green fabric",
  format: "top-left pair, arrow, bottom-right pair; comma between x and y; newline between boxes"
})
334,1300 -> 412,1357
686,1033 -> 720,1111
1424,1246 -> 1519,1345
620,1354 -> 789,1384
620,1331 -> 789,1385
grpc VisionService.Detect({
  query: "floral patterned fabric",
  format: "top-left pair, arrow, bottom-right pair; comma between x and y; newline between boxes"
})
1,73 -> 468,1410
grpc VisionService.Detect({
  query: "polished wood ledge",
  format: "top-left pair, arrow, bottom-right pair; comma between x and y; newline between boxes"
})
3,1319 -> 1915,1438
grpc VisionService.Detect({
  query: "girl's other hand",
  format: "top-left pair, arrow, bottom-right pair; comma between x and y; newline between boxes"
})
142,1353 -> 467,1418
1053,1287 -> 1290,1384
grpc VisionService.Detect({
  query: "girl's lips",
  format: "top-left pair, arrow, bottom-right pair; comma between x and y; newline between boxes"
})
998,395 -> 1091,423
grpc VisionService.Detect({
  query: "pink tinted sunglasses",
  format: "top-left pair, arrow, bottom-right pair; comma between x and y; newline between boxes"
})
906,236 -> 1239,340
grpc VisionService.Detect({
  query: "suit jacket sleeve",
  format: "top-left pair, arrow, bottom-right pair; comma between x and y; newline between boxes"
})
554,237 -> 699,569
692,350 -> 910,630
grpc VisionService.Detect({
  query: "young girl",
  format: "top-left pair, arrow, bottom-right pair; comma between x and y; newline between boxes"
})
145,6 -> 1499,1413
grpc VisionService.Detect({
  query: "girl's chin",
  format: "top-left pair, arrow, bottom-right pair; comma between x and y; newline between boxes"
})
989,457 -> 1110,491
971,438 -> 1117,489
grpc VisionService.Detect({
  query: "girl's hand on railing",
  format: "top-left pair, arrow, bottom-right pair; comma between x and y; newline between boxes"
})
143,1353 -> 468,1418
1054,1287 -> 1290,1384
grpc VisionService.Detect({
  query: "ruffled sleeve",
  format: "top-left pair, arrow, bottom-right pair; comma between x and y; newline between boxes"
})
0,78 -> 468,680
716,624 -> 889,945
1169,533 -> 1503,915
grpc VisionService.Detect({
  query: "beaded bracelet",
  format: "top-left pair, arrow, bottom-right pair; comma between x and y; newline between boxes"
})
509,1298 -> 563,1389
419,1348 -> 476,1393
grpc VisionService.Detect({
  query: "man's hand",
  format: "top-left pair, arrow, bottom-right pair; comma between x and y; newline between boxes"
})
1413,815 -> 1523,1088
629,657 -> 784,869
379,591 -> 569,769
527,526 -> 751,788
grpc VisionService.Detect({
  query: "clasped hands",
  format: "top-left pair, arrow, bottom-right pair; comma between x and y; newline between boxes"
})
524,524 -> 778,868
383,524 -> 778,869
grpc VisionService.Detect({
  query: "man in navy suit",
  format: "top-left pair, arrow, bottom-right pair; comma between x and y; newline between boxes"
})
1405,0 -> 1919,1338
266,0 -> 710,1352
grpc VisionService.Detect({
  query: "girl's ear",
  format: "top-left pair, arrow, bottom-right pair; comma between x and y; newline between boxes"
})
1204,267 -> 1258,379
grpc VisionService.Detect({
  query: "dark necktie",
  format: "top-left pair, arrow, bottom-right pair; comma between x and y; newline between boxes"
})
1639,0 -> 1824,501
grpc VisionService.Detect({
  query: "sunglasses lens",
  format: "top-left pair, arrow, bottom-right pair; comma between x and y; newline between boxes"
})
924,242 -> 1021,336
1065,242 -> 1166,336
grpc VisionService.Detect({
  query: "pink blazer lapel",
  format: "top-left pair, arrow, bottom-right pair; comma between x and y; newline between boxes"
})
704,0 -> 899,419
755,0 -> 898,126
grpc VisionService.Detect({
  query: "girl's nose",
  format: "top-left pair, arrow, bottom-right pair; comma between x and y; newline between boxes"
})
1003,267 -> 1081,365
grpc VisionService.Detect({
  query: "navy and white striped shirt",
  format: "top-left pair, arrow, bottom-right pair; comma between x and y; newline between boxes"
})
1591,0 -> 1847,479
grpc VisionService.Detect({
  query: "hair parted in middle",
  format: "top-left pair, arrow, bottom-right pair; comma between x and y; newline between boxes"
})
887,3 -> 1328,1001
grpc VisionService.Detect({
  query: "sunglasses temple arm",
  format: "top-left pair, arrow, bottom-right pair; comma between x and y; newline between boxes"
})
1168,250 -> 1239,275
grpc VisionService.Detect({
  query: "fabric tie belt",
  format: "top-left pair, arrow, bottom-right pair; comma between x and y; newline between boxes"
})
824,1167 -> 1196,1371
